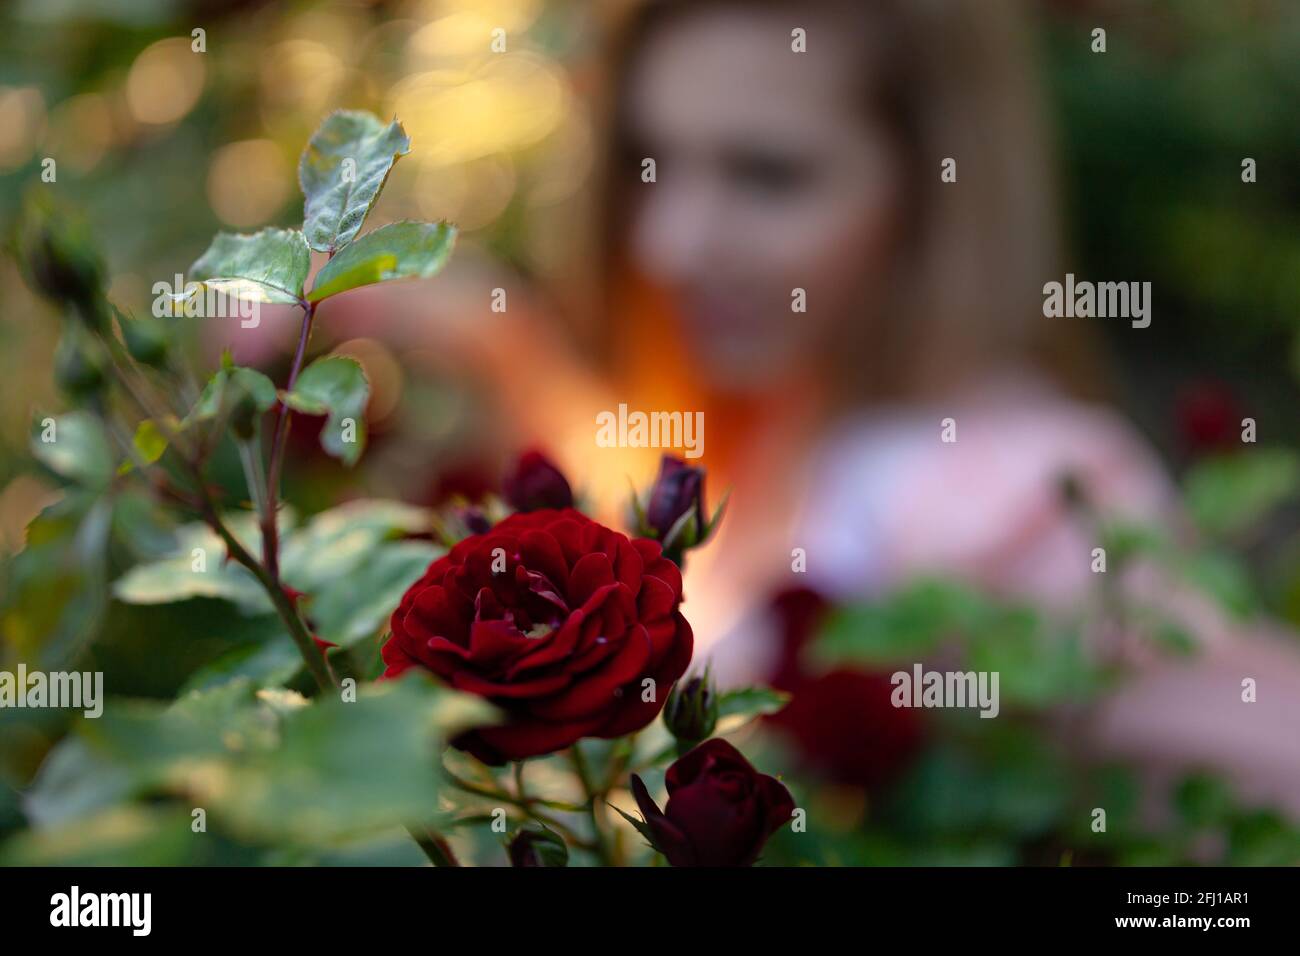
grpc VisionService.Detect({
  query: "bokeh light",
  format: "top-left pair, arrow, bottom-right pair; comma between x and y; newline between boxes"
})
206,139 -> 294,228
125,37 -> 206,125
43,94 -> 114,174
0,86 -> 46,172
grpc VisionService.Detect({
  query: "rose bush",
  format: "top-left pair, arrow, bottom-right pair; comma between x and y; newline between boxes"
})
382,507 -> 694,762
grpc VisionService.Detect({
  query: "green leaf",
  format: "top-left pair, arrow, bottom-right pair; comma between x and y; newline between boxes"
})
1174,773 -> 1233,828
660,506 -> 699,555
109,488 -> 180,559
309,540 -> 439,646
132,418 -> 168,464
1226,809 -> 1300,865
282,355 -> 369,465
1184,449 -> 1300,538
714,686 -> 790,734
111,520 -> 276,614
116,417 -> 173,475
113,557 -> 269,613
20,738 -> 138,828
0,491 -> 113,667
610,801 -> 658,849
30,411 -> 115,488
967,615 -> 1099,706
157,364 -> 279,469
187,227 -> 311,305
300,110 -> 411,253
888,732 -> 1068,841
0,806 -> 201,866
179,637 -> 303,695
308,220 -> 455,302
80,676 -> 498,844
702,487 -> 731,541
186,365 -> 278,430
280,498 -> 432,591
814,580 -> 993,667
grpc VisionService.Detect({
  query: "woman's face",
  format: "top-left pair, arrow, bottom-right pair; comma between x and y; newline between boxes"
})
624,5 -> 900,390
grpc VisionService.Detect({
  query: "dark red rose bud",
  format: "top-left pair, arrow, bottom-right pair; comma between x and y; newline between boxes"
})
460,505 -> 491,536
645,456 -> 706,543
502,450 -> 574,512
630,738 -> 794,867
507,822 -> 568,867
662,669 -> 717,752
381,508 -> 693,762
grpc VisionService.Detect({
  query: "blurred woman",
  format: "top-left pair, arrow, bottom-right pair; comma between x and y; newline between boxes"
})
580,0 -> 1300,820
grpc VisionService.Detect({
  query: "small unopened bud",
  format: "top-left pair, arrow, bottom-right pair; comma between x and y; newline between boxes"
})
13,193 -> 106,317
502,449 -> 573,512
663,669 -> 718,751
460,505 -> 491,536
507,822 -> 568,867
639,455 -> 725,567
647,456 -> 705,538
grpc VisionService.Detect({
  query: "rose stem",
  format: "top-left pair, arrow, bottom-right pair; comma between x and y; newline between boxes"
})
513,761 -> 527,802
408,824 -> 460,866
568,744 -> 615,865
100,329 -> 334,692
262,298 -> 317,583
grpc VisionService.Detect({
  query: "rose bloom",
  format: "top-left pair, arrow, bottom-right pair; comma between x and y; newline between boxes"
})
382,508 -> 693,762
766,588 -> 924,789
631,738 -> 794,867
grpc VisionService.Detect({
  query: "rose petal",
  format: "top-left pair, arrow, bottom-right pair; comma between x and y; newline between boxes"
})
637,572 -> 678,621
469,712 -> 606,763
568,551 -> 615,606
531,624 -> 652,721
452,668 -> 571,699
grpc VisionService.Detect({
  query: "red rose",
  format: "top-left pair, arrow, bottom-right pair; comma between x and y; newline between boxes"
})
630,738 -> 794,867
381,508 -> 693,762
766,588 -> 924,788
